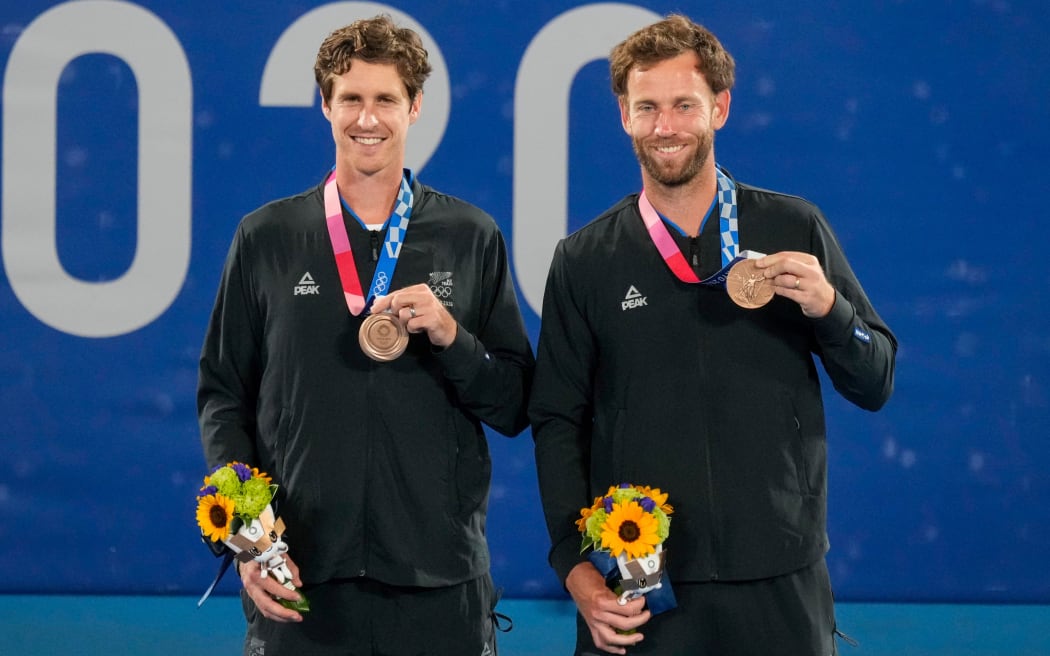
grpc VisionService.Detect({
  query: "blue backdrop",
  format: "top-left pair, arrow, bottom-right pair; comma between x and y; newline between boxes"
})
1,0 -> 1047,602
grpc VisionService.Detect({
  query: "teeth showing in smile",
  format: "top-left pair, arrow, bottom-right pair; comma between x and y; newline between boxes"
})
656,145 -> 684,154
355,137 -> 382,145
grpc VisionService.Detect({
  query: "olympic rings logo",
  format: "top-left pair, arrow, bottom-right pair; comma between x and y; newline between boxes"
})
372,272 -> 389,294
430,284 -> 452,299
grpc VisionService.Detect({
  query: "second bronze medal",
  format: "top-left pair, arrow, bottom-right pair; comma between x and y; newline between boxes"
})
726,258 -> 775,309
359,311 -> 409,361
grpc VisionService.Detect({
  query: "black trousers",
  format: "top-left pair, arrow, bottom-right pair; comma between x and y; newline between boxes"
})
242,574 -> 497,656
576,559 -> 839,656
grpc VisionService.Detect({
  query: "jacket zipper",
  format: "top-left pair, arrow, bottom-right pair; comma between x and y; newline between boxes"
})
370,230 -> 380,262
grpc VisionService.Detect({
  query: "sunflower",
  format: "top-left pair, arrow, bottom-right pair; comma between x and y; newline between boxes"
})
576,505 -> 593,533
197,493 -> 235,542
600,500 -> 661,560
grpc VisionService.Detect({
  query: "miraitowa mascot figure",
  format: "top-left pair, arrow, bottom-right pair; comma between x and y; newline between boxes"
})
614,544 -> 667,604
225,504 -> 296,592
198,504 -> 309,612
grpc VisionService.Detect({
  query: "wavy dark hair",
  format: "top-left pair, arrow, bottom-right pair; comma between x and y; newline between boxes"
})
610,14 -> 735,97
314,14 -> 432,104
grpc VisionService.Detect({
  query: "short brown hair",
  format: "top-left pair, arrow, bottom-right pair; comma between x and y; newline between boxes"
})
609,14 -> 735,98
314,15 -> 432,104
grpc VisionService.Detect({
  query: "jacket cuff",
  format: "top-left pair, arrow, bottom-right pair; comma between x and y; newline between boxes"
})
433,323 -> 483,383
550,535 -> 586,587
810,291 -> 856,345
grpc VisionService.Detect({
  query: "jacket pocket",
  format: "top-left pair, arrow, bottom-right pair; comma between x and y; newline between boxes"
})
789,395 -> 826,498
450,410 -> 490,517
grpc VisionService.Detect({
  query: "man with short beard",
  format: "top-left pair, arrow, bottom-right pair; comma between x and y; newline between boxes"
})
530,14 -> 897,656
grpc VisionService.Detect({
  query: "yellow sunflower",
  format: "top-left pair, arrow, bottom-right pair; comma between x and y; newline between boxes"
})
600,501 -> 661,560
576,505 -> 593,533
196,493 -> 235,542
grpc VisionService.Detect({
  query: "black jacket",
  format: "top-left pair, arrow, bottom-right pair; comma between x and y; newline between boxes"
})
198,176 -> 534,587
530,178 -> 896,585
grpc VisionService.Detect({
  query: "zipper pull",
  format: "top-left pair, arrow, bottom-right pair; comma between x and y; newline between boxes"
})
690,237 -> 699,266
370,230 -> 380,262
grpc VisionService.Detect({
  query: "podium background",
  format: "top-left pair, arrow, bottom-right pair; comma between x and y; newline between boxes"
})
2,0 -> 1048,637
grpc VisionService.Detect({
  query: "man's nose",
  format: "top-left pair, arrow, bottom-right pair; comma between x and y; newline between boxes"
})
654,111 -> 674,136
357,107 -> 379,128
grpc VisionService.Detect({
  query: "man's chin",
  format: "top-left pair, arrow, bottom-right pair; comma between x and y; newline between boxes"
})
645,165 -> 697,188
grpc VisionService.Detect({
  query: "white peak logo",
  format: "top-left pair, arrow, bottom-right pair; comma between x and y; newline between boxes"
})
294,272 -> 320,295
621,285 -> 647,310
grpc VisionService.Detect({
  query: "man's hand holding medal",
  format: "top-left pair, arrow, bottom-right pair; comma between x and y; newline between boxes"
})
363,284 -> 458,361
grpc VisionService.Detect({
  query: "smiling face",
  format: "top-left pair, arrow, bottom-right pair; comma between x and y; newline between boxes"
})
619,51 -> 730,189
322,59 -> 421,178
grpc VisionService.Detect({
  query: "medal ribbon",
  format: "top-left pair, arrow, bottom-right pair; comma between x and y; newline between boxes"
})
324,168 -> 414,316
638,166 -> 746,287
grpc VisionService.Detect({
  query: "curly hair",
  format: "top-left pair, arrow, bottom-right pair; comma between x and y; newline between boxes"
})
610,14 -> 735,98
314,15 -> 432,104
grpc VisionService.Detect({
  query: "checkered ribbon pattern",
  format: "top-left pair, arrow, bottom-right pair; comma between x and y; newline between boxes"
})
716,167 -> 739,265
369,174 -> 414,300
637,164 -> 744,287
323,168 -> 415,316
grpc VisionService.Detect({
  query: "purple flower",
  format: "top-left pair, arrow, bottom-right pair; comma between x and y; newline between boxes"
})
603,496 -> 614,513
198,485 -> 218,498
231,462 -> 252,482
618,483 -> 631,489
640,497 -> 656,512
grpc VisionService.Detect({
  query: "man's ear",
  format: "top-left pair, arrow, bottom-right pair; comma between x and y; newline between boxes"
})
712,89 -> 731,130
321,90 -> 331,120
619,97 -> 632,134
409,92 -> 423,125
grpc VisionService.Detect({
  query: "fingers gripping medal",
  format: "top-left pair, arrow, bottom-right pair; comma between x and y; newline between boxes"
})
726,258 -> 775,309
359,311 -> 409,361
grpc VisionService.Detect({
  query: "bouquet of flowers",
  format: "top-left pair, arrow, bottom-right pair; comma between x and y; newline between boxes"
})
196,461 -> 309,612
577,483 -> 675,613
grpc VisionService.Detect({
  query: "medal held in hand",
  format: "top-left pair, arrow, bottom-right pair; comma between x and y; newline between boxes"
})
726,257 -> 774,309
640,166 -> 770,312
359,311 -> 409,361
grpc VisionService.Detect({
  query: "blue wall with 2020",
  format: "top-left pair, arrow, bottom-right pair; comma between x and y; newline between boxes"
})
1,0 -> 1047,602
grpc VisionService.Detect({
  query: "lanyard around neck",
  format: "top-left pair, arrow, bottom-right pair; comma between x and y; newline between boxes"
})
638,166 -> 742,286
323,169 -> 414,316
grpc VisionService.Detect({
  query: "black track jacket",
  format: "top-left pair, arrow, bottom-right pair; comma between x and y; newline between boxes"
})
530,175 -> 896,586
199,175 -> 534,588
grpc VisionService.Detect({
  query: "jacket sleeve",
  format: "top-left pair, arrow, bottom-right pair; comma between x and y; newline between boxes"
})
197,224 -> 264,469
808,210 -> 898,411
528,239 -> 596,585
435,225 -> 535,437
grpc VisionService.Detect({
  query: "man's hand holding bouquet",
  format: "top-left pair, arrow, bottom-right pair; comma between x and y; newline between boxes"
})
196,462 -> 309,619
568,483 -> 677,652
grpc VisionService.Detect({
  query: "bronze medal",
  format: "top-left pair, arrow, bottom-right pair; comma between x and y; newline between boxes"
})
359,312 -> 408,361
726,258 -> 774,309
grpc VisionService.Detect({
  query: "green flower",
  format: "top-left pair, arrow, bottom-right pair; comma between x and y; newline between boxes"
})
585,509 -> 607,543
610,486 -> 641,505
209,467 -> 242,497
235,478 -> 274,520
655,508 -> 671,541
